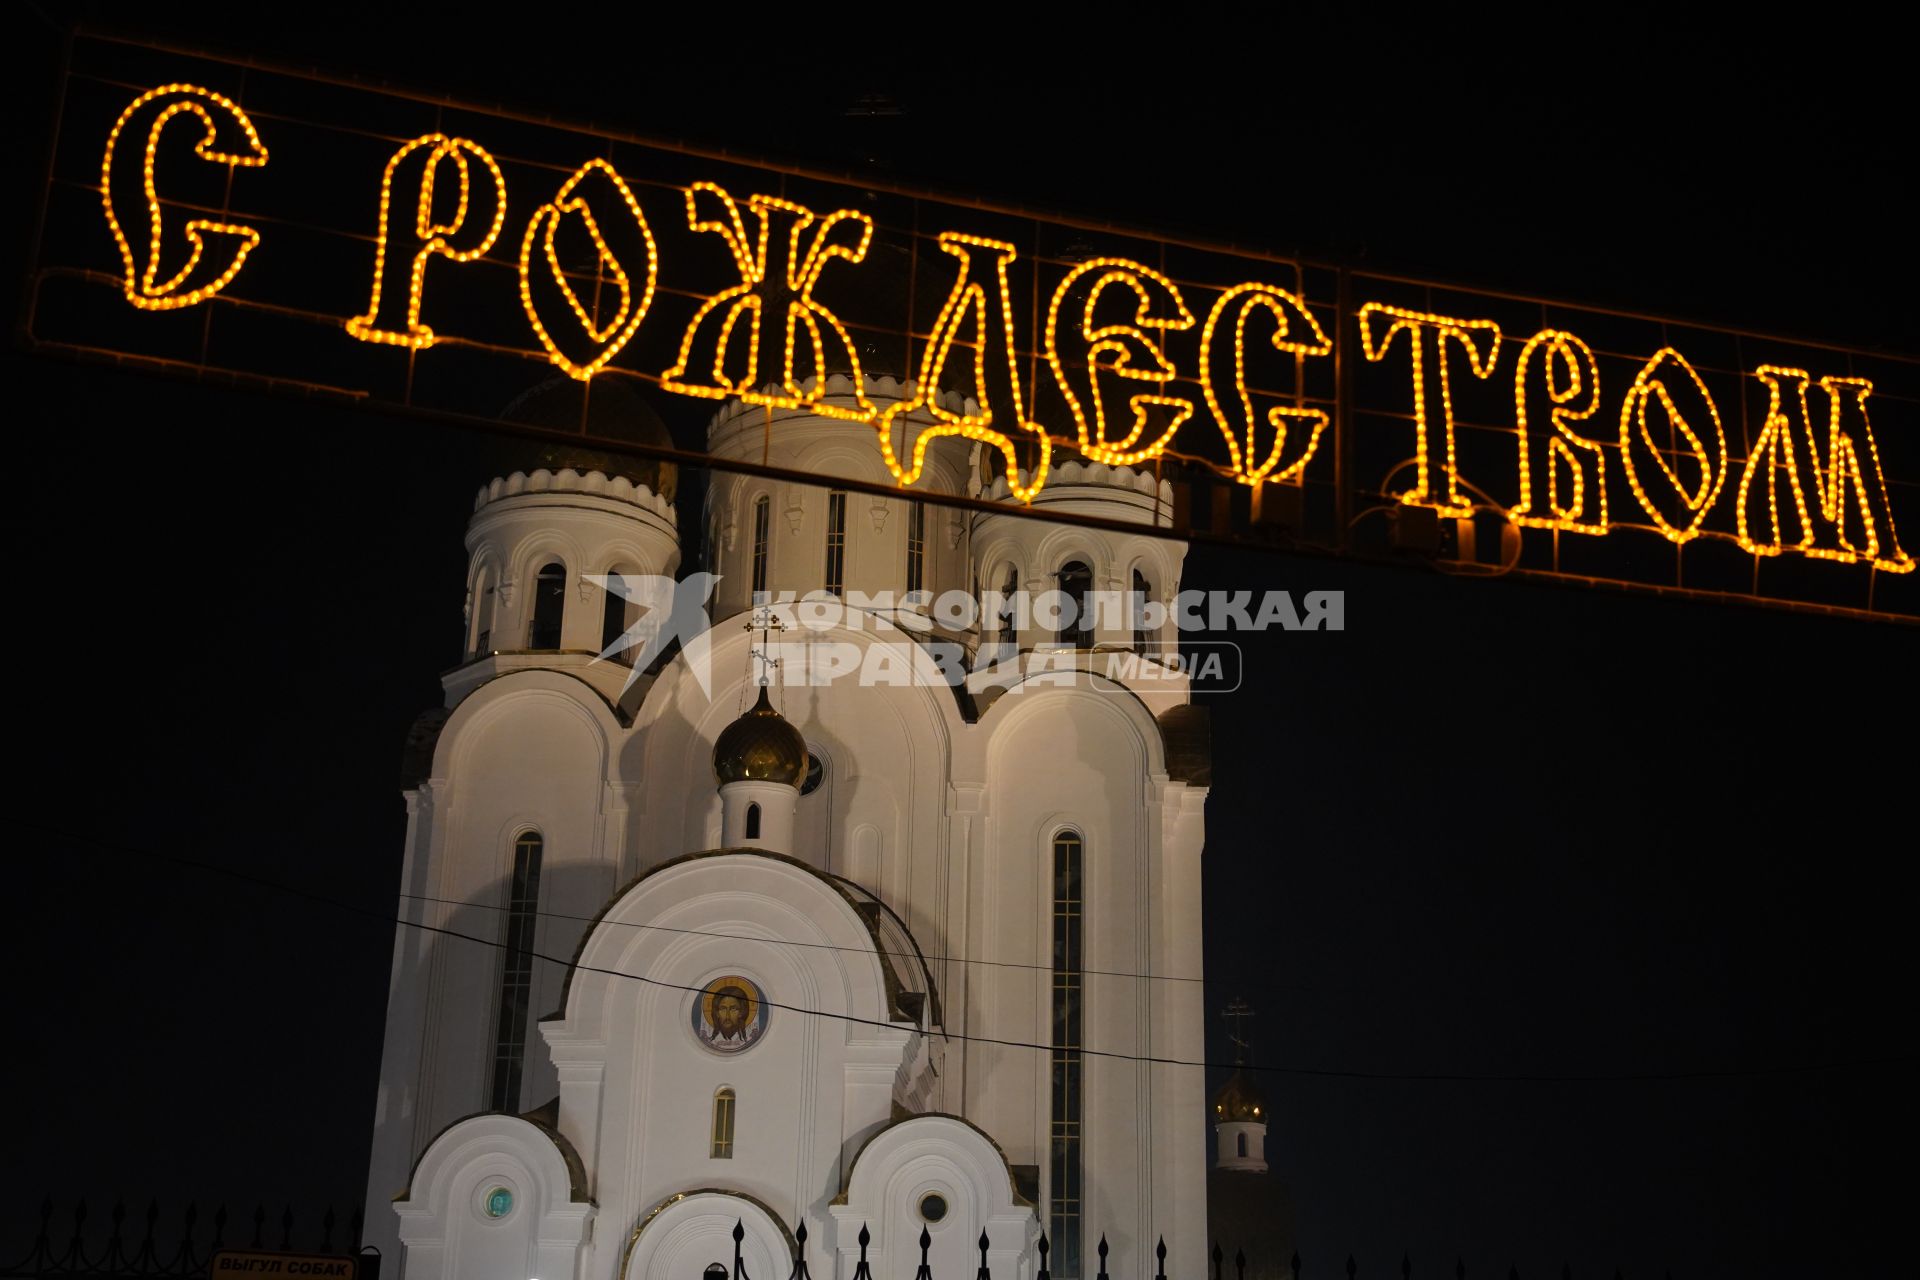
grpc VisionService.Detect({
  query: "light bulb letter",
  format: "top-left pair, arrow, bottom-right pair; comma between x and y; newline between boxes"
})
1736,367 -> 1911,571
100,83 -> 269,311
1357,303 -> 1501,516
876,233 -> 1050,502
346,135 -> 507,349
662,183 -> 876,420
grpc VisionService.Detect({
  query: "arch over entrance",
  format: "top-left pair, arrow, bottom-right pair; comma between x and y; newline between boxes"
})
621,1190 -> 792,1280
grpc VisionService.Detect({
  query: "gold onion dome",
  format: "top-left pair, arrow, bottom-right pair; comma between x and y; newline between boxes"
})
1211,1069 -> 1265,1123
712,686 -> 809,787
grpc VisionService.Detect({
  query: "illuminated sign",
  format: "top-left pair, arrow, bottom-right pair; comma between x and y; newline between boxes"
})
25,37 -> 1918,620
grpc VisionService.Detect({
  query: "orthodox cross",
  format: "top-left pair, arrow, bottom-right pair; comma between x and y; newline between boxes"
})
1221,997 -> 1255,1066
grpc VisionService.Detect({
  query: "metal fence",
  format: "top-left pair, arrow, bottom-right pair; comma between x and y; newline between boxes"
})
4,1201 -> 1664,1280
1,1198 -> 368,1279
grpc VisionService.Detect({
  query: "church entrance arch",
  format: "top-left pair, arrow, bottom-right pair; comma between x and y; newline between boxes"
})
621,1190 -> 794,1280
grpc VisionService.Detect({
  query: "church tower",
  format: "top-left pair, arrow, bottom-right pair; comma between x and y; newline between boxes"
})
1205,1002 -> 1295,1279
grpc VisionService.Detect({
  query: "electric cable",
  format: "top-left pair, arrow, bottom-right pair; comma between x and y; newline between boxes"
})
32,823 -> 1919,1085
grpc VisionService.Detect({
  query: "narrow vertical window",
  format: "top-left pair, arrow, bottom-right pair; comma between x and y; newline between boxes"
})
824,490 -> 847,598
529,562 -> 566,649
998,566 -> 1019,645
905,500 -> 926,596
1131,568 -> 1152,653
473,573 -> 496,657
602,569 -> 631,665
711,1087 -> 736,1158
489,831 -> 544,1112
1237,1132 -> 1249,1158
745,803 -> 761,840
1058,560 -> 1094,648
751,495 -> 771,599
1050,829 -> 1084,1278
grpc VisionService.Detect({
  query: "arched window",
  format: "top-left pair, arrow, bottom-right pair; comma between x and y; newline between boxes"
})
824,490 -> 848,597
601,569 -> 634,664
1131,568 -> 1152,653
751,495 -> 771,599
1237,1132 -> 1248,1158
529,561 -> 566,649
905,500 -> 926,596
745,803 -> 761,840
1049,829 -> 1084,1277
1058,560 -> 1094,648
489,830 -> 544,1112
997,565 -> 1019,645
473,569 -> 496,657
710,1087 -> 736,1158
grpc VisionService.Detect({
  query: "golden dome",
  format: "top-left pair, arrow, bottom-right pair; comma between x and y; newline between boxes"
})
1210,1070 -> 1265,1123
712,686 -> 809,787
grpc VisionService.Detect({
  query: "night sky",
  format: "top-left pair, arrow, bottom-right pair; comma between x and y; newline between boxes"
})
8,9 -> 1916,1280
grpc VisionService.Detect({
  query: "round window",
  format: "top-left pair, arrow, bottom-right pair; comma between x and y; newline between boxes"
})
801,753 -> 825,796
919,1193 -> 948,1224
483,1187 -> 513,1219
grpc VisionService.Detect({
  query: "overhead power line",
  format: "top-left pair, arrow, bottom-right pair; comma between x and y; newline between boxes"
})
35,824 -> 1919,1085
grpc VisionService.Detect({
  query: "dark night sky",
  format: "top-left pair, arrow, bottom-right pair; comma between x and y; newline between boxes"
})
7,9 -> 1916,1280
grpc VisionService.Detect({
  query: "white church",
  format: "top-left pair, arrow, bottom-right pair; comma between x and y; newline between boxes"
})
361,376 -> 1278,1280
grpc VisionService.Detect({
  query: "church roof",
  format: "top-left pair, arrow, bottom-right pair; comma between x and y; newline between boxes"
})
1211,1069 -> 1266,1123
712,685 -> 810,786
545,847 -> 940,1026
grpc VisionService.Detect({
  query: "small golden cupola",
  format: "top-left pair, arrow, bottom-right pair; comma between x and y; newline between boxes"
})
712,685 -> 809,787
1211,1070 -> 1265,1124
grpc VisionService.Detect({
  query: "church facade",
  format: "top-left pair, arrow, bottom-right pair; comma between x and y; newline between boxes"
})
362,377 -> 1216,1280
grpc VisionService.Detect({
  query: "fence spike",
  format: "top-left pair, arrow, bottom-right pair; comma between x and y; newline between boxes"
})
1455,1260 -> 1464,1280
1347,1254 -> 1358,1280
282,1204 -> 295,1251
251,1203 -> 267,1249
1156,1237 -> 1168,1280
1289,1249 -> 1299,1280
105,1200 -> 131,1268
840,1222 -> 868,1280
1403,1253 -> 1411,1280
915,1225 -> 933,1280
1239,1248 -> 1249,1280
1038,1231 -> 1052,1280
322,1207 -> 337,1251
1097,1234 -> 1110,1280
788,1220 -> 810,1280
977,1229 -> 993,1280
1211,1242 -> 1223,1280
1562,1266 -> 1570,1280
1508,1267 -> 1519,1280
